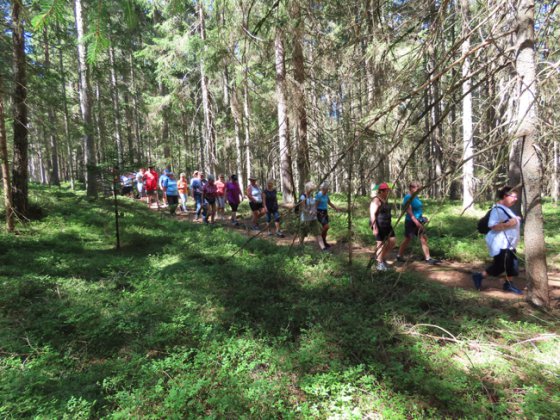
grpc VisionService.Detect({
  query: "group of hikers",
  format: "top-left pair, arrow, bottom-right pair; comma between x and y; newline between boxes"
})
123,167 -> 525,295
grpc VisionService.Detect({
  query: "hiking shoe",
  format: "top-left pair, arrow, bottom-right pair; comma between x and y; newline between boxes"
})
276,231 -> 286,238
472,272 -> 483,290
376,261 -> 389,271
396,255 -> 405,263
503,282 -> 523,295
425,258 -> 441,265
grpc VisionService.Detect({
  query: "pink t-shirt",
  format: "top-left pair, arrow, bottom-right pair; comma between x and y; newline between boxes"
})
202,183 -> 218,199
215,180 -> 225,197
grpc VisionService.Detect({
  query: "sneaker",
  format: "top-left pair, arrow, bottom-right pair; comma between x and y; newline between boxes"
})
396,255 -> 405,263
268,232 -> 274,237
376,261 -> 389,271
324,243 -> 332,249
472,272 -> 483,290
425,258 -> 441,265
276,231 -> 286,238
321,247 -> 331,253
503,282 -> 523,295
251,225 -> 260,231
234,221 -> 240,226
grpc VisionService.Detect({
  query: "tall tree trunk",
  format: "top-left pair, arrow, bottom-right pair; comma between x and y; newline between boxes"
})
129,50 -> 142,165
43,27 -> 60,186
74,0 -> 97,197
230,86 -> 245,189
0,75 -> 15,232
243,73 -> 251,183
513,0 -> 549,307
198,0 -> 216,175
461,0 -> 474,211
275,30 -> 294,204
291,1 -> 310,193
58,23 -> 75,189
109,42 -> 124,168
11,0 -> 29,216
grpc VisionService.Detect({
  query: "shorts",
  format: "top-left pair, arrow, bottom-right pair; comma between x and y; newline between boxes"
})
266,210 -> 280,223
121,186 -> 132,195
167,195 -> 179,205
299,220 -> 322,237
216,196 -> 225,208
206,197 -> 216,205
374,226 -> 395,241
317,209 -> 329,226
404,219 -> 425,238
486,249 -> 519,277
229,202 -> 239,212
146,189 -> 157,196
250,201 -> 264,212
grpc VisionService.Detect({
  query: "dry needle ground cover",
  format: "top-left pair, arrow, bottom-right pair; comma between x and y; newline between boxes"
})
1,185 -> 559,418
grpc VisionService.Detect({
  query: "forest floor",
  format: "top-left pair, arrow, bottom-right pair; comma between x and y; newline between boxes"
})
147,201 -> 560,304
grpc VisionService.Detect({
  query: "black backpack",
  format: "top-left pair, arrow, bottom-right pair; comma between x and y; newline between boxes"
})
477,206 -> 510,234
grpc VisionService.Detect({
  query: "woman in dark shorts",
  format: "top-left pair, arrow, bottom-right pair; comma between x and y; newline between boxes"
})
369,183 -> 395,271
246,175 -> 265,231
471,186 -> 523,294
225,174 -> 243,225
315,182 -> 341,248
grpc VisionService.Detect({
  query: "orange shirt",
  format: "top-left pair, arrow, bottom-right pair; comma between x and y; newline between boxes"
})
178,179 -> 188,194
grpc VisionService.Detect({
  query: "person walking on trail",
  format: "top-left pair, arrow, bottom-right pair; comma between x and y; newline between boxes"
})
178,173 -> 189,213
143,165 -> 159,208
190,170 -> 203,221
159,167 -> 171,208
247,175 -> 266,231
315,181 -> 340,248
370,182 -> 396,271
135,168 -> 145,200
299,181 -> 329,252
472,186 -> 524,294
215,174 -> 226,221
264,179 -> 285,238
202,174 -> 218,224
396,181 -> 440,265
163,172 -> 179,215
225,174 -> 243,226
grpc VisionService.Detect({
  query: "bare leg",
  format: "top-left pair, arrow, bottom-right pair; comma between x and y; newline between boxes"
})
398,236 -> 412,257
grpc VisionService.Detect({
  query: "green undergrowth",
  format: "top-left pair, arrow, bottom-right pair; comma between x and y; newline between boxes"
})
1,185 -> 559,418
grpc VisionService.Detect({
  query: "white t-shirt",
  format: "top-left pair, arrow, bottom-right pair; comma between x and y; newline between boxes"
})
300,194 -> 317,222
485,204 -> 520,257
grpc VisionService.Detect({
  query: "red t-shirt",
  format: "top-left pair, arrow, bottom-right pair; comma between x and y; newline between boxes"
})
143,170 -> 158,191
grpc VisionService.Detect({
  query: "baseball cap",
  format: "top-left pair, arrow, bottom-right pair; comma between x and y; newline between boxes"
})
377,182 -> 391,190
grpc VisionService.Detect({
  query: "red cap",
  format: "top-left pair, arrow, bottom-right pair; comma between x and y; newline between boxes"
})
378,182 -> 391,190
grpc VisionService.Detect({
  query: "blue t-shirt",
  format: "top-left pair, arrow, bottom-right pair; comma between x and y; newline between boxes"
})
190,178 -> 202,194
402,193 -> 423,221
163,178 -> 178,196
315,191 -> 329,211
159,173 -> 168,189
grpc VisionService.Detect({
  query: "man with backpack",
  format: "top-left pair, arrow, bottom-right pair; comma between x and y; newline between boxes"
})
472,186 -> 523,294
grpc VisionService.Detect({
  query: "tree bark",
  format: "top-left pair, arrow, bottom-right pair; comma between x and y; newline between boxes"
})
198,0 -> 216,175
291,1 -> 310,193
275,30 -> 294,204
109,42 -> 124,168
11,0 -> 29,216
43,27 -> 60,186
514,0 -> 549,307
230,86 -> 245,189
74,0 -> 97,197
0,74 -> 15,232
461,0 -> 474,211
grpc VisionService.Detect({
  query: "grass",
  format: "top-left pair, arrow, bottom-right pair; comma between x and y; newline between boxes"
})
0,185 -> 559,418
